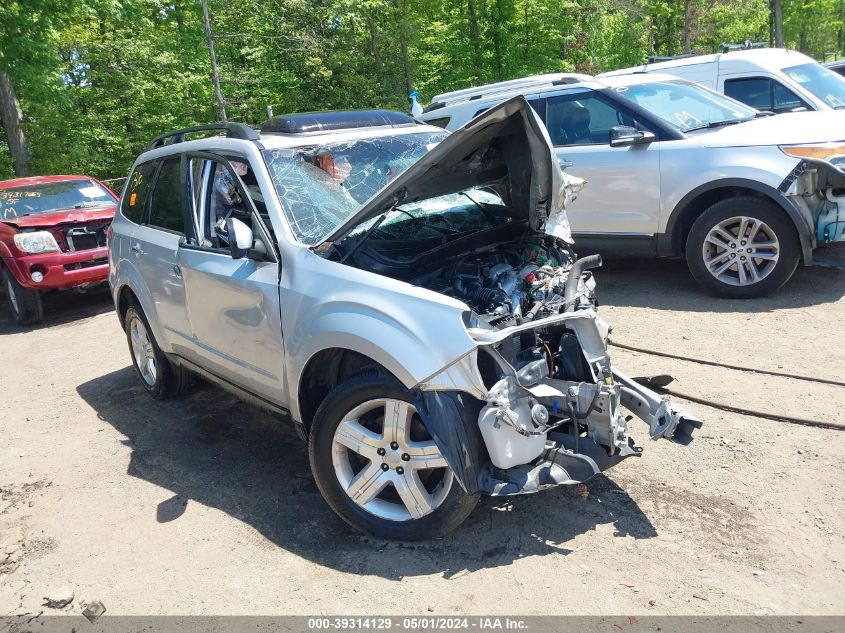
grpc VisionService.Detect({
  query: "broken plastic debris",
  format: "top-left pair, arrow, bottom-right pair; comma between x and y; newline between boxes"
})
82,600 -> 106,623
42,589 -> 73,609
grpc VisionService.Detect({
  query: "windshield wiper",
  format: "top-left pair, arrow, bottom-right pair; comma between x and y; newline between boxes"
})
339,205 -> 396,264
459,191 -> 498,224
73,201 -> 110,209
685,119 -> 745,132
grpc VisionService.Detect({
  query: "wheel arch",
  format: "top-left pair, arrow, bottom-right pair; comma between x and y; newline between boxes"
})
660,179 -> 814,262
116,284 -> 140,328
112,277 -> 168,351
296,347 -> 400,436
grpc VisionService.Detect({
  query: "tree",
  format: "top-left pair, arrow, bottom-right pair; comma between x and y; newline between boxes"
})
772,0 -> 784,46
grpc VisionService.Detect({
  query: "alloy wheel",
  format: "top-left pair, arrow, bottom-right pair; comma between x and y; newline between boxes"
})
701,215 -> 780,286
331,398 -> 453,522
129,314 -> 157,386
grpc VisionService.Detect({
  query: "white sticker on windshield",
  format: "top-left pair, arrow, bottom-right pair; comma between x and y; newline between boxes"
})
78,185 -> 105,198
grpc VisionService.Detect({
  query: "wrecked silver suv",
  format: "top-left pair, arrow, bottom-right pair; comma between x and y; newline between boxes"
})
109,98 -> 700,540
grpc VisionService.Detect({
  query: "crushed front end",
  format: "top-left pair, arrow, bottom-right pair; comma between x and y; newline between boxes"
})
415,239 -> 701,497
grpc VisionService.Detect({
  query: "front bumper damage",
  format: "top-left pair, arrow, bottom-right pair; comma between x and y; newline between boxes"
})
782,158 -> 845,267
414,309 -> 701,497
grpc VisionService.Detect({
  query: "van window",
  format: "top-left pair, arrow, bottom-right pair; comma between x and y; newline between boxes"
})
147,158 -> 188,234
121,161 -> 157,224
724,77 -> 810,113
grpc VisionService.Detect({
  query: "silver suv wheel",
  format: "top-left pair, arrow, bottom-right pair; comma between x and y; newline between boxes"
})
331,398 -> 453,522
702,215 -> 780,287
129,314 -> 158,386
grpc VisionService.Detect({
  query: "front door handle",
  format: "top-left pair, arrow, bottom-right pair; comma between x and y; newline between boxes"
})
172,264 -> 182,278
130,243 -> 145,256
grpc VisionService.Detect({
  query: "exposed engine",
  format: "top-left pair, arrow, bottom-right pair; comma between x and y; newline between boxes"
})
414,236 -> 597,329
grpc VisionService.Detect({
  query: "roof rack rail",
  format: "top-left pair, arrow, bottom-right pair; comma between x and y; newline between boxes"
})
261,110 -> 416,135
426,73 -> 592,110
722,40 -> 768,53
647,53 -> 696,64
147,122 -> 259,150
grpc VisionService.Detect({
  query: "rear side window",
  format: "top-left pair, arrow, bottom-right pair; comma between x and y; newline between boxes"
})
148,157 -> 187,234
121,161 -> 157,224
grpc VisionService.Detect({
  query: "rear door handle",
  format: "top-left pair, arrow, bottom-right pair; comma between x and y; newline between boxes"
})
172,264 -> 182,278
130,243 -> 145,256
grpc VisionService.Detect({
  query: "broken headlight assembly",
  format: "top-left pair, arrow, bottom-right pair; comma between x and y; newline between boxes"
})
13,231 -> 61,255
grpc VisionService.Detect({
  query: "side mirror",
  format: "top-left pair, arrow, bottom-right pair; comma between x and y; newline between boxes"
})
225,217 -> 254,259
609,125 -> 656,148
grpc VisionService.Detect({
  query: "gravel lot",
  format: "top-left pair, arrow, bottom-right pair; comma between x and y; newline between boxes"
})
1,258 -> 844,617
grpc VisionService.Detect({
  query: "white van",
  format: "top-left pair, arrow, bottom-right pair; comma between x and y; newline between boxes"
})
600,47 -> 845,114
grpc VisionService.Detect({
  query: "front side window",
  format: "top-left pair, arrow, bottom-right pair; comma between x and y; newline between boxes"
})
783,62 -> 845,109
121,161 -> 157,223
188,156 -> 267,251
617,79 -> 757,131
545,94 -> 635,146
724,77 -> 810,114
147,158 -> 187,234
262,131 -> 447,244
1,179 -> 114,220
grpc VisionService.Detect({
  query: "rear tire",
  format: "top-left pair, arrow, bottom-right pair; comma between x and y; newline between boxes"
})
2,267 -> 44,325
685,197 -> 800,299
308,372 -> 478,540
124,303 -> 191,399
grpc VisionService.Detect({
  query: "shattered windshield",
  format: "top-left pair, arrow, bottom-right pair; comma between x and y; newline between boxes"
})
262,131 -> 447,244
348,189 -> 509,240
0,180 -> 114,219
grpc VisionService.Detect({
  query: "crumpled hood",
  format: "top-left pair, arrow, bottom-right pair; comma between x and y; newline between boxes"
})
0,206 -> 116,229
694,111 -> 845,148
322,96 -> 584,245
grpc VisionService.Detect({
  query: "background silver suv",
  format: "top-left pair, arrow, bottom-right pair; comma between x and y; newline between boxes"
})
419,73 -> 845,298
108,101 -> 698,540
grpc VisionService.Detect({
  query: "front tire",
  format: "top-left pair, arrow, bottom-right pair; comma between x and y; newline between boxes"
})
308,372 -> 478,540
124,304 -> 191,399
685,197 -> 800,299
2,268 -> 44,325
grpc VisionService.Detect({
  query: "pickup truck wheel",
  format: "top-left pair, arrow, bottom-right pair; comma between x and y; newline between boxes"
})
124,304 -> 191,399
2,268 -> 44,325
308,372 -> 478,540
686,197 -> 800,299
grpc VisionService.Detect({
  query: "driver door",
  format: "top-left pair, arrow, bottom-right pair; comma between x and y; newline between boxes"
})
177,152 -> 287,406
542,91 -> 661,247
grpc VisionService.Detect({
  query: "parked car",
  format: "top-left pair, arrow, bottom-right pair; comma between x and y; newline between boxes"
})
108,102 -> 699,540
0,175 -> 119,325
824,59 -> 845,79
600,47 -> 845,114
419,72 -> 845,298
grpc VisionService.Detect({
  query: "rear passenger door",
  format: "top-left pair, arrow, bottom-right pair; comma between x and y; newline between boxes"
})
541,90 -> 661,243
177,152 -> 286,406
131,156 -> 194,355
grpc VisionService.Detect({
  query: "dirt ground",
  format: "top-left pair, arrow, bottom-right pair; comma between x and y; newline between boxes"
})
1,258 -> 844,617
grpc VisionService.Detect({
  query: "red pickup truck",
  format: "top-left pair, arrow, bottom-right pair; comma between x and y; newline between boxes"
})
0,175 -> 119,325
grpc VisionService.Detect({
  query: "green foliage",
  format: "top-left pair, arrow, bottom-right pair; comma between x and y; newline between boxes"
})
0,0 -> 843,181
